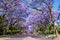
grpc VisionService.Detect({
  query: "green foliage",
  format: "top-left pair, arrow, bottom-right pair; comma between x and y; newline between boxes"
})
36,24 -> 60,35
0,14 -> 25,35
56,26 -> 60,34
36,24 -> 54,35
45,26 -> 54,34
6,29 -> 24,35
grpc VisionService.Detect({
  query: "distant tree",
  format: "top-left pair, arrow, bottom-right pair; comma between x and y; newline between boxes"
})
0,14 -> 8,35
0,0 -> 28,30
26,0 -> 59,36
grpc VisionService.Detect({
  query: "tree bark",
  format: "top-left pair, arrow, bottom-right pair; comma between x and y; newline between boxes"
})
49,6 -> 59,37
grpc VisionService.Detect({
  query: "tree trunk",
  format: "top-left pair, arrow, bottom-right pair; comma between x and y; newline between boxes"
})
3,27 -> 6,35
53,26 -> 59,37
49,6 -> 59,37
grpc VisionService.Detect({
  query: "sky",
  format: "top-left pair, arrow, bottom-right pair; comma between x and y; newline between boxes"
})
53,0 -> 60,12
53,0 -> 60,25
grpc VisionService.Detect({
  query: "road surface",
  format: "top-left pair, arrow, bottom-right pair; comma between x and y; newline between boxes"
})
0,34 -> 60,40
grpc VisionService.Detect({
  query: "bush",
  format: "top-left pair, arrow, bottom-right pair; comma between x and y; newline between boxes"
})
6,29 -> 22,35
45,26 -> 60,35
45,26 -> 54,34
57,26 -> 60,34
45,29 -> 54,34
